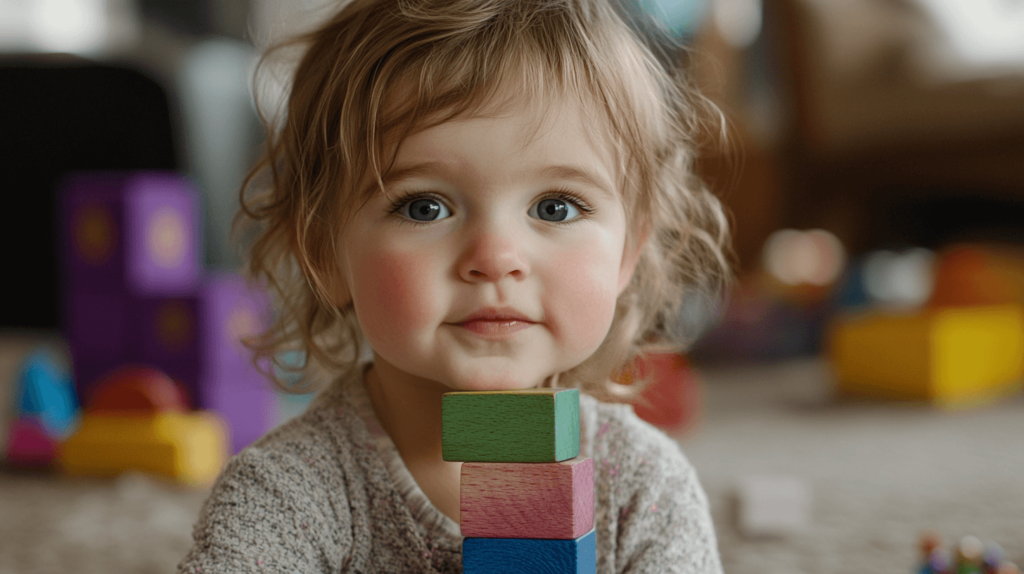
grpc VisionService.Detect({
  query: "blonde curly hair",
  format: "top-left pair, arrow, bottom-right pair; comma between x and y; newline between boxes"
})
239,0 -> 732,400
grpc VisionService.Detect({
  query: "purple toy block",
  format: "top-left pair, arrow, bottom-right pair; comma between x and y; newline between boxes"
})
133,273 -> 272,403
61,171 -> 201,297
61,173 -> 125,293
64,290 -> 130,361
201,382 -> 277,454
200,274 -> 272,384
127,179 -> 201,295
132,296 -> 203,403
64,289 -> 131,402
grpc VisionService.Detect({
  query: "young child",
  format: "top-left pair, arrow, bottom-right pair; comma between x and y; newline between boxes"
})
179,0 -> 731,572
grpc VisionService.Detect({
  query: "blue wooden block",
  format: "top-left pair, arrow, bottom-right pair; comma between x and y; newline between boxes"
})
462,529 -> 596,574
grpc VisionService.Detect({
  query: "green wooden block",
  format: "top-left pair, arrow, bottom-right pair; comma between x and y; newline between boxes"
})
442,389 -> 580,462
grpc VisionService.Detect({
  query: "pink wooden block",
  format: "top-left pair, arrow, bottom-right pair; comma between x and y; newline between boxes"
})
460,457 -> 594,540
5,417 -> 59,467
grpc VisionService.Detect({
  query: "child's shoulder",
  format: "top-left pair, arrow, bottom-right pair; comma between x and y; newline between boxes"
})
579,392 -> 691,466
198,370 -> 382,515
579,394 -> 723,573
179,381 -> 386,572
205,385 -> 371,506
579,392 -> 705,501
235,375 -> 379,480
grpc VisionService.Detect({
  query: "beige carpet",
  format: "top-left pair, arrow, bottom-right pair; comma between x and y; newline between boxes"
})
0,471 -> 206,574
1,335 -> 1022,573
680,359 -> 1024,574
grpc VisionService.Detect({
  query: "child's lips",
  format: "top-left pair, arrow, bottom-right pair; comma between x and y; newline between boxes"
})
457,319 -> 534,338
452,307 -> 536,339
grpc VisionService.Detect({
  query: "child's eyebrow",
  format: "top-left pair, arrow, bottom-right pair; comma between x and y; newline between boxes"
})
382,161 -> 614,197
535,165 -> 615,198
380,161 -> 444,190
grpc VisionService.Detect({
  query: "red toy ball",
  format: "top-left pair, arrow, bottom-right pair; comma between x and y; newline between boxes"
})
87,365 -> 191,414
620,353 -> 698,433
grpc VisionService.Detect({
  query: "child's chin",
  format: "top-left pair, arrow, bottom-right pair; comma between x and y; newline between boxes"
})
445,370 -> 547,393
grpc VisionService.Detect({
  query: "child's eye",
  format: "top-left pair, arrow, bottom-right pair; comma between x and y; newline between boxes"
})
396,196 -> 451,222
529,197 -> 583,222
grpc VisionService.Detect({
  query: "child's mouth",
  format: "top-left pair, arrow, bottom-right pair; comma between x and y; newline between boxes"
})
457,319 -> 534,337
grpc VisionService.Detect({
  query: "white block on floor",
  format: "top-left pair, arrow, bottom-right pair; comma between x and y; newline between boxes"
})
736,474 -> 811,537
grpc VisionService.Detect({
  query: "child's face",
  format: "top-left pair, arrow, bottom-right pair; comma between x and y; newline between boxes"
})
339,97 -> 639,391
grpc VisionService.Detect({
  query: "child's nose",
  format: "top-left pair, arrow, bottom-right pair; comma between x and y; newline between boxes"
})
457,228 -> 530,283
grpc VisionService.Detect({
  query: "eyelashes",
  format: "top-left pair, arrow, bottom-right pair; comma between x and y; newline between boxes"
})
386,188 -> 596,223
386,191 -> 448,218
543,187 -> 595,216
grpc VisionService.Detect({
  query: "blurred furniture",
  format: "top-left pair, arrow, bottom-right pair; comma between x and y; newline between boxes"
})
767,0 -> 1024,255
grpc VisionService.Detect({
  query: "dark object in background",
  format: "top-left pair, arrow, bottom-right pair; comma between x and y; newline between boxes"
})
137,0 -> 215,37
137,0 -> 251,40
0,54 -> 180,329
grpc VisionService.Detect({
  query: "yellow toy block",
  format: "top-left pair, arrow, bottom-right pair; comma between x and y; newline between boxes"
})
829,304 -> 1024,408
58,411 -> 227,487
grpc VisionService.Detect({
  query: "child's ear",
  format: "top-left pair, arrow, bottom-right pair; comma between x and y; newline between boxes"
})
618,224 -> 649,295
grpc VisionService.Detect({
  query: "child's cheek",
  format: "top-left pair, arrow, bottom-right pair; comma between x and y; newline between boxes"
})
349,246 -> 440,348
545,247 -> 620,357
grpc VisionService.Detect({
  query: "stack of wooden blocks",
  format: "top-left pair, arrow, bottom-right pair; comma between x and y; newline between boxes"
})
442,388 -> 597,573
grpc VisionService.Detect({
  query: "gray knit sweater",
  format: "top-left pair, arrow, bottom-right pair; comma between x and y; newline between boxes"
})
177,365 -> 723,573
